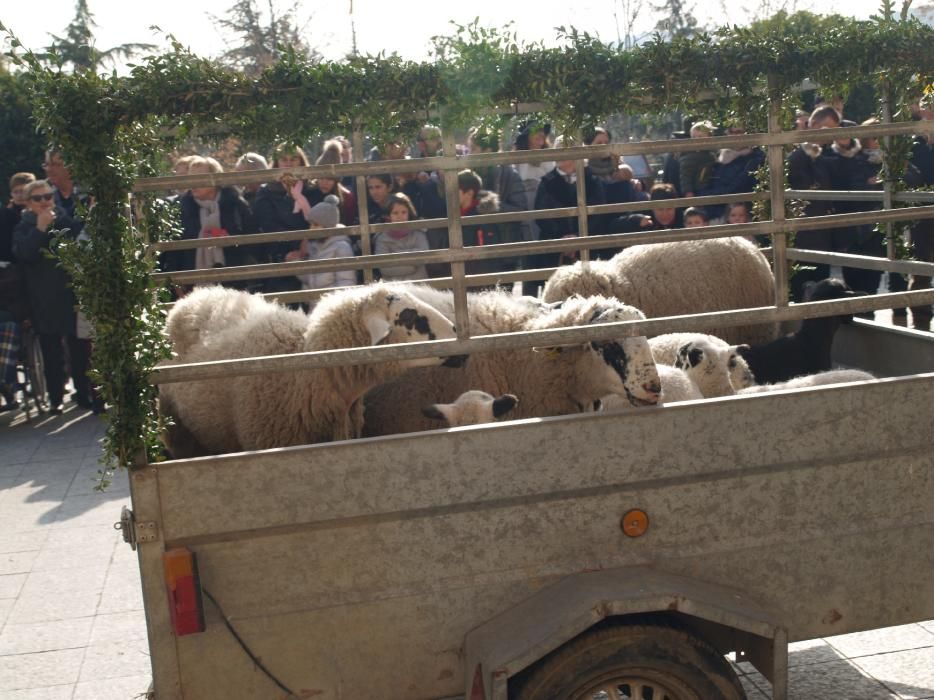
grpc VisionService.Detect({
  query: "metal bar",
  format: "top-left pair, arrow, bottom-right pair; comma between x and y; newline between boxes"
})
353,129 -> 374,283
767,74 -> 789,307
786,249 -> 934,276
880,86 -> 897,260
783,190 -> 934,203
441,118 -> 470,340
150,206 -> 934,286
574,140 -> 590,265
132,121 -> 934,193
151,289 -> 934,385
146,192 -> 775,254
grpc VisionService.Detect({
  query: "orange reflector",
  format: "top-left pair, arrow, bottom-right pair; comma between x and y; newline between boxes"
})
163,548 -> 205,636
470,663 -> 485,700
621,509 -> 649,538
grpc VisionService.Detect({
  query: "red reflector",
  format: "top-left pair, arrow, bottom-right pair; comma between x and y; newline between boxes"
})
163,548 -> 205,636
470,663 -> 485,700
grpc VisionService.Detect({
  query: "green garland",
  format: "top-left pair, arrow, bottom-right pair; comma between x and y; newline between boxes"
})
1,13 -> 933,485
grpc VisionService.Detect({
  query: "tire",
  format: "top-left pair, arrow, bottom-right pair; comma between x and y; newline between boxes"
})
512,623 -> 746,700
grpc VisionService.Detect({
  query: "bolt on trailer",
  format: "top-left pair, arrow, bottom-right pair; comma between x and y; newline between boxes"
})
110,56 -> 934,699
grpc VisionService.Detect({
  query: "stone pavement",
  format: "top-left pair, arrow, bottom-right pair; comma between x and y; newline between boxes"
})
2,400 -> 934,699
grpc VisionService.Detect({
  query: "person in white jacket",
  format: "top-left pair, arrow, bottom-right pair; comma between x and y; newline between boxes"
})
374,193 -> 429,281
286,194 -> 357,291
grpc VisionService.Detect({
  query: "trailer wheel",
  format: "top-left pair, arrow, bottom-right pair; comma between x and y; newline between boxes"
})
512,623 -> 746,700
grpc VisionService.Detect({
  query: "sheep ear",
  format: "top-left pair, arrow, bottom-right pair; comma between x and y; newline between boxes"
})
492,394 -> 519,418
422,403 -> 452,422
364,311 -> 392,345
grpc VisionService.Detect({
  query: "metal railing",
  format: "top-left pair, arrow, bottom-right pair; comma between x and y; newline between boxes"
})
138,100 -> 934,382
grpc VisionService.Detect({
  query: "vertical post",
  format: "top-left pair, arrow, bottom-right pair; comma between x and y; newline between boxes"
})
766,74 -> 789,307
441,121 -> 470,340
575,134 -> 590,265
881,82 -> 896,260
353,128 -> 374,284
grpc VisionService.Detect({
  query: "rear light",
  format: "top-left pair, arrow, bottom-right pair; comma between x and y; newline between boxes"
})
163,548 -> 205,636
470,663 -> 485,700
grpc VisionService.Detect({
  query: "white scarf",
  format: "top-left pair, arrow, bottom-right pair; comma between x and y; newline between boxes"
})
194,197 -> 226,272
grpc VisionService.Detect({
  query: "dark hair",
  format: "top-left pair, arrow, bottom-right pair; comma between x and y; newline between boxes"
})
272,143 -> 310,168
683,206 -> 709,222
649,183 -> 678,201
809,105 -> 841,126
386,192 -> 418,219
729,201 -> 751,214
468,124 -> 500,152
457,169 -> 483,195
583,126 -> 612,145
367,173 -> 394,188
514,119 -> 551,150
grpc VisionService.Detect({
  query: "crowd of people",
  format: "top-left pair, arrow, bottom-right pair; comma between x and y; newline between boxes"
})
1,97 -> 932,414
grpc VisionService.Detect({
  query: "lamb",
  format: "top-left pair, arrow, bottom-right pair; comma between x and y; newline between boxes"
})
422,390 -> 519,426
737,369 -> 876,394
164,285 -> 271,357
542,236 -> 777,345
737,277 -> 862,384
362,292 -> 662,436
648,333 -> 755,397
158,284 -> 464,454
601,364 -> 703,411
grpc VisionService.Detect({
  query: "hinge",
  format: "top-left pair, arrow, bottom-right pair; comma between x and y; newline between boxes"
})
115,506 -> 159,550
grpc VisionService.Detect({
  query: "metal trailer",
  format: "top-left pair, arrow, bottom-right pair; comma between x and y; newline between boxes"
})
122,107 -> 934,699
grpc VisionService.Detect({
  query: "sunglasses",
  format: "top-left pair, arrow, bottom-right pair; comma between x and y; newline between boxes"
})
30,193 -> 54,202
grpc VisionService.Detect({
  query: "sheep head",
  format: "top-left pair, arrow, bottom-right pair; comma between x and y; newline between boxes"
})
422,391 -> 520,427
674,337 -> 753,396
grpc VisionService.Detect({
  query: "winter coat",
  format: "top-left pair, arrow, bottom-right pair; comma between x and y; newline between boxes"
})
906,134 -> 934,187
163,186 -> 258,275
12,208 -> 82,335
0,204 -> 25,262
461,190 -> 514,275
481,164 -> 531,243
534,167 -> 607,240
699,147 -> 766,218
374,229 -> 430,281
0,261 -> 30,322
401,179 -> 446,221
678,149 -> 716,195
252,181 -> 317,262
53,186 -> 89,220
296,233 -> 357,291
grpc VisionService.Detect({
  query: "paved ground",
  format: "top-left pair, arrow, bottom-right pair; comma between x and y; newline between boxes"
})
2,381 -> 933,699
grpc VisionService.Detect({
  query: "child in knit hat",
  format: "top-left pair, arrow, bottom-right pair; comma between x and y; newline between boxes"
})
286,194 -> 358,290
373,193 -> 429,281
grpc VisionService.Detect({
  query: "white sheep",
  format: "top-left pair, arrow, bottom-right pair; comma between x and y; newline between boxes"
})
164,285 -> 271,357
737,369 -> 876,394
159,284 -> 463,454
542,237 -> 777,345
648,332 -> 755,398
422,390 -> 520,426
362,292 -> 662,436
601,364 -> 703,412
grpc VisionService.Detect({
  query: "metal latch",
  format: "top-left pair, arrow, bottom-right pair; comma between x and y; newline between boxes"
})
115,506 -> 158,550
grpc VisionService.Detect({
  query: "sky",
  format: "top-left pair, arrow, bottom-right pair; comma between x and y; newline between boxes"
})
1,0 -> 908,71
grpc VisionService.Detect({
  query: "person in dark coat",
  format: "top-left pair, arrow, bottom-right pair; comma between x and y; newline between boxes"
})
1,173 -> 36,262
457,169 -> 512,277
467,124 -> 532,245
698,126 -> 766,221
611,182 -> 684,234
12,179 -> 90,413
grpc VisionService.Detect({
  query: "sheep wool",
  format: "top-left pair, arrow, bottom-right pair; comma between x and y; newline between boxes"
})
649,332 -> 755,397
737,369 -> 876,394
423,390 -> 519,427
542,237 -> 777,345
602,364 -> 704,411
164,285 -> 271,358
362,291 -> 661,436
159,284 -> 460,454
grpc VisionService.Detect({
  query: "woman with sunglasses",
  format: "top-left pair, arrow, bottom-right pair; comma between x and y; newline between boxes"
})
12,179 -> 91,414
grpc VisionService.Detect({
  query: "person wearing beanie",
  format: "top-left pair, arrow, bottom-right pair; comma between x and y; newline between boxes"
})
308,139 -> 358,225
286,194 -> 357,293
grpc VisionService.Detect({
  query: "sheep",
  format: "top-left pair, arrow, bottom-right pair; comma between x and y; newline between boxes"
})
737,369 -> 876,394
648,333 -> 755,397
542,236 -> 777,345
362,292 -> 662,437
601,364 -> 703,411
164,285 -> 270,357
422,390 -> 519,427
158,284 -> 464,454
737,277 -> 862,384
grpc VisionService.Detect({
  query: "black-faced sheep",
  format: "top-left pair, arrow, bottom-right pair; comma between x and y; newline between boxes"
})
362,292 -> 661,437
422,390 -> 520,426
737,369 -> 876,394
737,277 -> 862,384
542,237 -> 778,345
159,284 -> 463,454
648,333 -> 755,397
